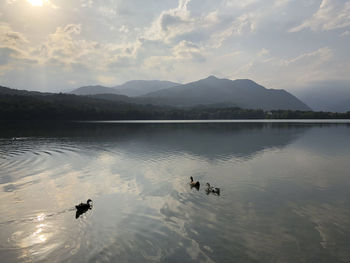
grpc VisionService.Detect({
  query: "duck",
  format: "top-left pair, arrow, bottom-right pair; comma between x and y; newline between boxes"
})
76,199 -> 92,210
75,199 -> 92,219
205,183 -> 220,195
190,176 -> 200,189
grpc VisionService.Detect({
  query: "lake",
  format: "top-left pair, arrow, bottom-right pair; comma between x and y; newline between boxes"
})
0,120 -> 350,262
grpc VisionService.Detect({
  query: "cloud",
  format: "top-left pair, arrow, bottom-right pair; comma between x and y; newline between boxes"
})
223,46 -> 339,90
290,0 -> 350,32
340,30 -> 350,37
119,25 -> 129,34
40,24 -> 87,66
282,47 -> 332,66
143,40 -> 205,72
80,0 -> 93,8
257,48 -> 269,57
34,24 -> 141,71
0,23 -> 37,74
141,0 -> 271,49
206,0 -> 293,48
224,0 -> 259,9
98,5 -> 117,18
172,40 -> 205,62
209,12 -> 257,48
1,0 -> 349,91
274,48 -> 334,83
144,0 -> 194,42
273,0 -> 290,8
0,23 -> 28,46
63,24 -> 82,34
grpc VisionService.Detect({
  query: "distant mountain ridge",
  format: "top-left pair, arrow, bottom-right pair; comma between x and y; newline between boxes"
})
70,76 -> 310,111
70,80 -> 180,97
141,76 -> 311,111
3,83 -> 350,120
70,85 -> 119,96
0,86 -> 52,96
112,80 -> 180,97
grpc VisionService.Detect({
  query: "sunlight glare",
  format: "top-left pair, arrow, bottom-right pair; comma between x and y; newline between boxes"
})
27,0 -> 45,6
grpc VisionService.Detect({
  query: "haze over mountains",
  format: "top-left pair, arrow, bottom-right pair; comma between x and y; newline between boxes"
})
72,80 -> 180,97
2,76 -> 350,120
71,76 -> 310,111
294,81 -> 350,113
3,75 -> 348,113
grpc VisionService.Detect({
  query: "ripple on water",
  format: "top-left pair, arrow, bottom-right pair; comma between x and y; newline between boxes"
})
0,206 -> 93,262
1,123 -> 350,263
0,138 -> 93,185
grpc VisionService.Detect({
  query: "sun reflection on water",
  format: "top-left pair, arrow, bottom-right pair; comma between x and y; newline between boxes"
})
20,214 -> 50,247
36,213 -> 46,222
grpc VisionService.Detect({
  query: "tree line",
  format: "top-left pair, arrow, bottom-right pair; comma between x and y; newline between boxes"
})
0,93 -> 349,120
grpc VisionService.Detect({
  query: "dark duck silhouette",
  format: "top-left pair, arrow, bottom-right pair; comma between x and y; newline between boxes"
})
190,176 -> 200,190
75,199 -> 92,219
205,183 -> 220,195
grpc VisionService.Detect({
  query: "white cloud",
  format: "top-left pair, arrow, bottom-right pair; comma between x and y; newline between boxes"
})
144,0 -> 193,43
119,25 -> 129,34
62,24 -> 81,35
258,48 -> 269,57
143,40 -> 205,72
222,47 -> 338,89
98,5 -> 117,18
224,0 -> 259,9
290,0 -> 350,32
340,30 -> 350,37
210,12 -> 257,48
0,22 -> 28,46
80,0 -> 93,8
0,23 -> 37,74
282,47 -> 332,66
172,40 -> 205,62
273,0 -> 290,8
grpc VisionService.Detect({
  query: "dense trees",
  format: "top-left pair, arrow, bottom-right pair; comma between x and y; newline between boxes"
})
0,93 -> 349,120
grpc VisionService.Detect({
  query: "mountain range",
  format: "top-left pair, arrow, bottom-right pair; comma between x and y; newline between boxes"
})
71,80 -> 180,97
70,76 -> 311,111
2,79 -> 350,120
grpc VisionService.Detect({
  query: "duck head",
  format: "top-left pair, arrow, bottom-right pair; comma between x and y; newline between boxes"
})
190,176 -> 194,182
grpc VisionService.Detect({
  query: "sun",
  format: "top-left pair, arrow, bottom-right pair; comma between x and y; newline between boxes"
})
27,0 -> 45,6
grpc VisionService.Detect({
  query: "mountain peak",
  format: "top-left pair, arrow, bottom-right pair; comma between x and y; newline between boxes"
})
142,77 -> 310,111
206,75 -> 219,80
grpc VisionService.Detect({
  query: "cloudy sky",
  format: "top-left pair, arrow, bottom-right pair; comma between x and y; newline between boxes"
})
0,0 -> 350,92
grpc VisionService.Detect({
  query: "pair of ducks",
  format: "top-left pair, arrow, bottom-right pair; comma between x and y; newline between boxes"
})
190,176 -> 220,195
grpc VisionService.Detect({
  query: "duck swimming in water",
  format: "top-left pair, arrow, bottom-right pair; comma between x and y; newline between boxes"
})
75,199 -> 92,219
190,176 -> 200,189
205,183 -> 220,195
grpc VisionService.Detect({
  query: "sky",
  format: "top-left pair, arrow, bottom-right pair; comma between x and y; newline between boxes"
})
0,0 -> 350,93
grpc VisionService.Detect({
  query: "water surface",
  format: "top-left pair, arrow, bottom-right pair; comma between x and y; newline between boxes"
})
0,121 -> 350,262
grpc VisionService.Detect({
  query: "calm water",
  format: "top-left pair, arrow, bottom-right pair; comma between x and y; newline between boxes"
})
0,121 -> 350,262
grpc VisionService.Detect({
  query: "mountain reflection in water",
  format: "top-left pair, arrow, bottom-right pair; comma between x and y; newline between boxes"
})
0,121 -> 350,263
